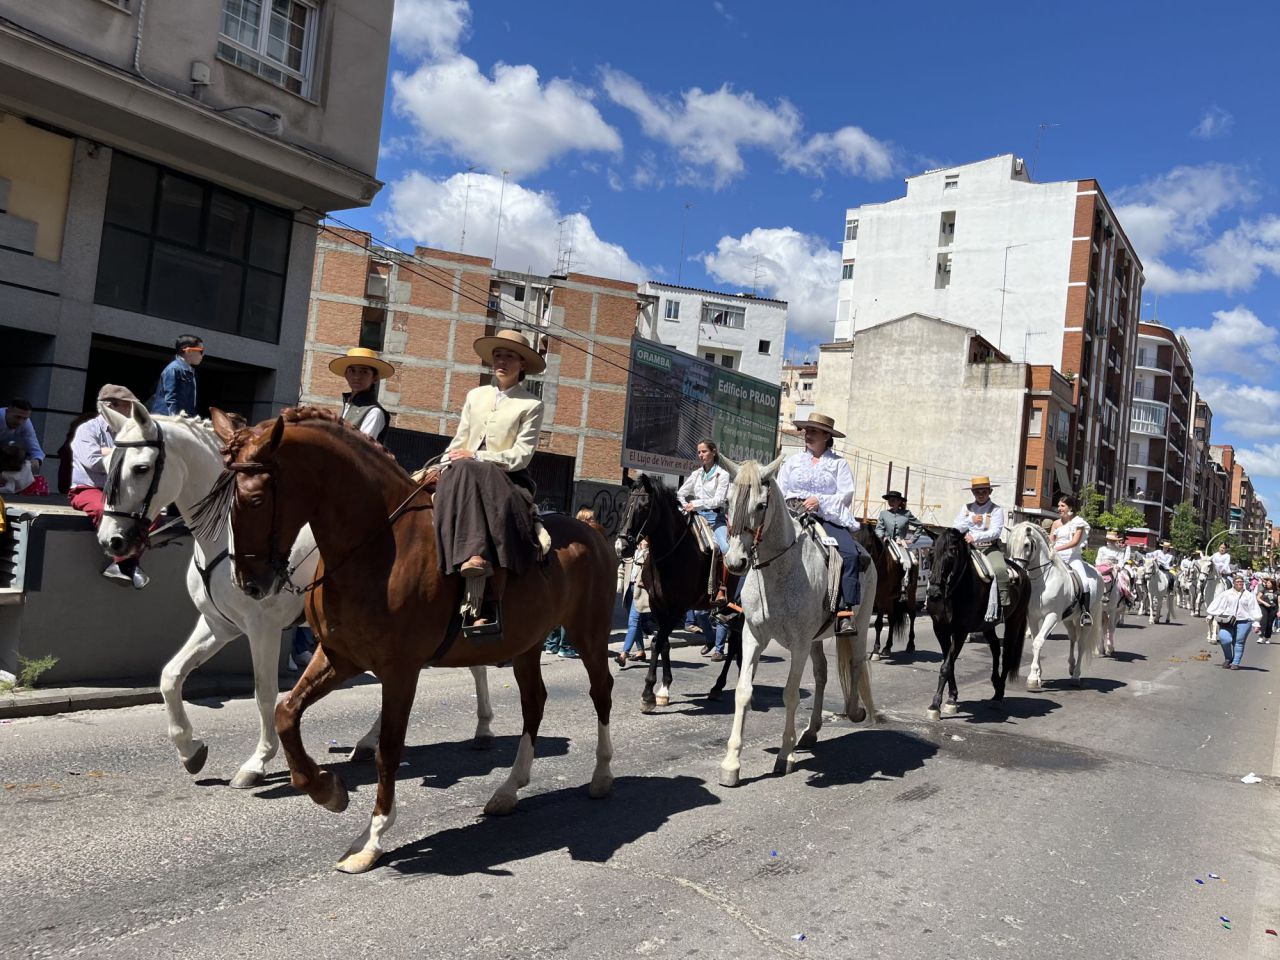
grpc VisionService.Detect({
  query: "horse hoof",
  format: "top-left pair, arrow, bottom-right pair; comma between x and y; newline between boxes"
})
849,706 -> 867,723
347,745 -> 376,764
484,792 -> 519,816
229,768 -> 265,790
706,687 -> 722,701
470,734 -> 494,752
640,702 -> 656,715
869,652 -> 881,662
926,708 -> 941,721
940,702 -> 959,716
182,743 -> 209,775
318,773 -> 349,813
588,773 -> 614,799
334,848 -> 382,874
655,696 -> 670,707
796,731 -> 818,750
1026,679 -> 1042,691
719,768 -> 741,788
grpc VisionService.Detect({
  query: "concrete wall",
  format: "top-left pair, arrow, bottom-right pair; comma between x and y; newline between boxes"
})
0,0 -> 391,177
1,505 -> 277,683
642,282 -> 787,384
817,314 -> 1029,526
834,155 -> 1077,368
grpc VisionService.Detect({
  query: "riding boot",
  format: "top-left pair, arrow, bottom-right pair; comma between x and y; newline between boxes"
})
713,563 -> 729,607
1078,589 -> 1093,626
836,605 -> 857,634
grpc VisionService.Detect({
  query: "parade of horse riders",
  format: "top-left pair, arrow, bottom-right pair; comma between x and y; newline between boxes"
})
3,4 -> 1280,957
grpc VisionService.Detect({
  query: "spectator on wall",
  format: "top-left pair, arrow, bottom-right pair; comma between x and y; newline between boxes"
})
0,398 -> 44,472
148,335 -> 204,417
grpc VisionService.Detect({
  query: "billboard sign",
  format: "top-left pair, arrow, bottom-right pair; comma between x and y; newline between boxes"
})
622,337 -> 781,475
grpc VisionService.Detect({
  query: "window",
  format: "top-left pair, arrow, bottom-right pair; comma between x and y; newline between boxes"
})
758,340 -> 771,354
95,151 -> 291,343
1023,465 -> 1038,496
513,285 -> 526,303
841,261 -> 855,281
944,174 -> 959,190
700,302 -> 745,329
844,219 -> 859,241
802,381 -> 812,392
939,211 -> 956,246
1028,407 -> 1043,437
664,299 -> 680,321
720,354 -> 735,369
1056,411 -> 1070,460
935,253 -> 952,289
218,0 -> 317,97
704,352 -> 715,364
359,306 -> 386,351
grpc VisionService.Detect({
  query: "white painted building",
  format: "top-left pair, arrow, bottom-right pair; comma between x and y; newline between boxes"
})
638,281 -> 787,385
831,153 -> 1144,502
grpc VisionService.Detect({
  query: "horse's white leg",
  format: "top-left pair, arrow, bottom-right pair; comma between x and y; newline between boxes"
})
469,666 -> 495,749
797,643 -> 827,750
161,618 -> 236,774
1025,613 -> 1056,690
719,627 -> 764,788
230,622 -> 285,789
485,732 -> 535,815
349,710 -> 381,764
774,645 -> 811,776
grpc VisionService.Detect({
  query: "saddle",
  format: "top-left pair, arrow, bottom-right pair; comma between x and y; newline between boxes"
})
1063,569 -> 1087,621
970,549 -> 995,583
689,512 -> 718,556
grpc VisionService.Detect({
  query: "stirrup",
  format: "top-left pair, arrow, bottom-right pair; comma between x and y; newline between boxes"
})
462,600 -> 503,640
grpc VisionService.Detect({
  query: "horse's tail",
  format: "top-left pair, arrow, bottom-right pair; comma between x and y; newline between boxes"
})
889,598 -> 910,649
1004,581 -> 1029,681
836,631 -> 856,716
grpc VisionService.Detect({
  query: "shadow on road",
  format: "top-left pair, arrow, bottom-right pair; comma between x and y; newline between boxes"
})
797,728 -> 938,788
874,648 -> 942,665
960,695 -> 1063,724
1036,676 -> 1127,694
382,774 -> 719,876
246,735 -> 572,799
1107,650 -> 1147,663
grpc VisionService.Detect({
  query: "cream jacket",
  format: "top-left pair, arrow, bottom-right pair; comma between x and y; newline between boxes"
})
447,383 -> 544,472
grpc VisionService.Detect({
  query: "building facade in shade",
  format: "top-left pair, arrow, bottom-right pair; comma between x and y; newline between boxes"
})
305,228 -> 648,484
1212,445 -> 1268,562
637,281 -> 787,384
0,1 -> 391,475
815,313 -> 1074,526
1191,396 -> 1229,535
779,359 -> 818,445
1125,323 -> 1194,537
832,154 -> 1143,504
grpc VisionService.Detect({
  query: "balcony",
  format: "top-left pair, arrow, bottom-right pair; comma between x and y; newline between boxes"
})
1130,400 -> 1168,437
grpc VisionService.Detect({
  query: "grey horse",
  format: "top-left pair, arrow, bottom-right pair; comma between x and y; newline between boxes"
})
715,455 -> 878,788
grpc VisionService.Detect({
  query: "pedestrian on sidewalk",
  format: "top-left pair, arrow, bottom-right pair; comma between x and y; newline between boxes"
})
1257,577 -> 1277,643
1206,573 -> 1262,669
617,536 -> 653,667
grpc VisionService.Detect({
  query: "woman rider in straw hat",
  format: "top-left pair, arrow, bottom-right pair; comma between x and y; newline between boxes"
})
329,347 -> 395,442
433,329 -> 546,624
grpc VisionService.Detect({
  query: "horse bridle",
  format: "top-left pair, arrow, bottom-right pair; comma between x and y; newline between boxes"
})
102,428 -> 167,530
729,483 -> 801,570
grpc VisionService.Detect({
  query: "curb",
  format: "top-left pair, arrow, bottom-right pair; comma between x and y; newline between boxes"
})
0,675 -> 271,721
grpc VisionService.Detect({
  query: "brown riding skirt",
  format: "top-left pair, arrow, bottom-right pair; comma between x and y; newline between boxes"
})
433,458 -> 536,575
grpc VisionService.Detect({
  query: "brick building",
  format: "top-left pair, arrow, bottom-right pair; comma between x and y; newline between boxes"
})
304,227 -> 646,486
1125,322 -> 1195,537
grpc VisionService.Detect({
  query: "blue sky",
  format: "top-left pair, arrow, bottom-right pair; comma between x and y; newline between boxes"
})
337,0 -> 1280,522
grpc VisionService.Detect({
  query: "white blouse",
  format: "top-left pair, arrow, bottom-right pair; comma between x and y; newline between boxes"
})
1205,587 -> 1262,624
777,449 -> 858,528
1052,515 -> 1089,563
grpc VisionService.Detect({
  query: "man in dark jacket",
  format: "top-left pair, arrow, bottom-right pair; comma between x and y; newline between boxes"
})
149,335 -> 203,416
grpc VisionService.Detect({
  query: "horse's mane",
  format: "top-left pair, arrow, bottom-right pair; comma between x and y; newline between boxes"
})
223,406 -> 404,475
1018,522 -> 1071,575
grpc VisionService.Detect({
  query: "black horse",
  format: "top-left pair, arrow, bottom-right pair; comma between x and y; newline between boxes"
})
923,528 -> 1030,719
615,474 -> 742,711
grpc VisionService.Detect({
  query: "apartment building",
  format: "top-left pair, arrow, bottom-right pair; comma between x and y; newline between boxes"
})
0,1 -> 391,468
779,358 -> 818,445
832,154 -> 1143,504
815,313 -> 1074,525
305,228 -> 645,489
1213,445 -> 1267,562
1191,396 -> 1229,535
638,281 -> 787,384
1125,322 -> 1194,537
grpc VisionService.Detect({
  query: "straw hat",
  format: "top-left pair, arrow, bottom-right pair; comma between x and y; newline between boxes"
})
328,347 -> 395,380
963,476 -> 1000,490
792,412 -> 845,438
1160,540 -> 1173,548
473,329 -> 546,375
1105,529 -> 1123,542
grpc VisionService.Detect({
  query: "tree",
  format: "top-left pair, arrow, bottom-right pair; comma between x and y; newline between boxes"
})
1097,504 -> 1146,534
1169,501 -> 1201,555
1077,484 -> 1105,524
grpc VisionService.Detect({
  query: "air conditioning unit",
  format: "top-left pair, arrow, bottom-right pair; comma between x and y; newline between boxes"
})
1014,157 -> 1025,174
365,274 -> 388,300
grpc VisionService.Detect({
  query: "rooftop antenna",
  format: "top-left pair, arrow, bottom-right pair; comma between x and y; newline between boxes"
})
1022,329 -> 1047,362
492,169 -> 510,267
677,201 -> 694,284
458,164 -> 478,253
554,216 -> 579,275
1031,122 -> 1059,180
750,254 -> 763,296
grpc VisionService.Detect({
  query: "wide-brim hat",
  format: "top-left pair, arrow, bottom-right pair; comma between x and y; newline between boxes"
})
329,348 -> 395,380
883,490 -> 904,501
792,412 -> 845,439
1105,529 -> 1124,541
474,329 -> 546,375
1160,540 -> 1173,548
963,476 -> 1000,490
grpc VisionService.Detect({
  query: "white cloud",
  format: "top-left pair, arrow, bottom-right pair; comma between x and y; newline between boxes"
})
601,69 -> 893,188
1231,443 -> 1280,480
700,227 -> 840,340
1191,105 -> 1234,140
391,0 -> 470,59
1195,377 -> 1280,441
1176,306 -> 1280,381
382,171 -> 647,281
783,126 -> 895,180
392,58 -> 622,179
1113,164 -> 1280,295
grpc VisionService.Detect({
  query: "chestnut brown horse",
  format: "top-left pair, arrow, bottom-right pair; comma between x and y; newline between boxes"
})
213,407 -> 617,874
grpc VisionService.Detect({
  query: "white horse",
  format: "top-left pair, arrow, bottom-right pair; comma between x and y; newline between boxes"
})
97,403 -> 494,787
1095,562 -> 1126,658
1195,555 -> 1224,640
1142,556 -> 1175,624
1006,522 -> 1102,690
1176,565 -> 1197,610
715,456 -> 877,787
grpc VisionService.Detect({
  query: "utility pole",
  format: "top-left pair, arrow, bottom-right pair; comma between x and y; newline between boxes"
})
1031,122 -> 1059,180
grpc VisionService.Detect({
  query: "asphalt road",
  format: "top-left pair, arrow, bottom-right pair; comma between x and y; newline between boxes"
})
3,609 -> 1279,960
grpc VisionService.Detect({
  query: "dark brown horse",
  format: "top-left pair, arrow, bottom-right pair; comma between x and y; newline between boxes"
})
614,473 -> 741,710
855,532 -> 919,660
213,407 -> 617,873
